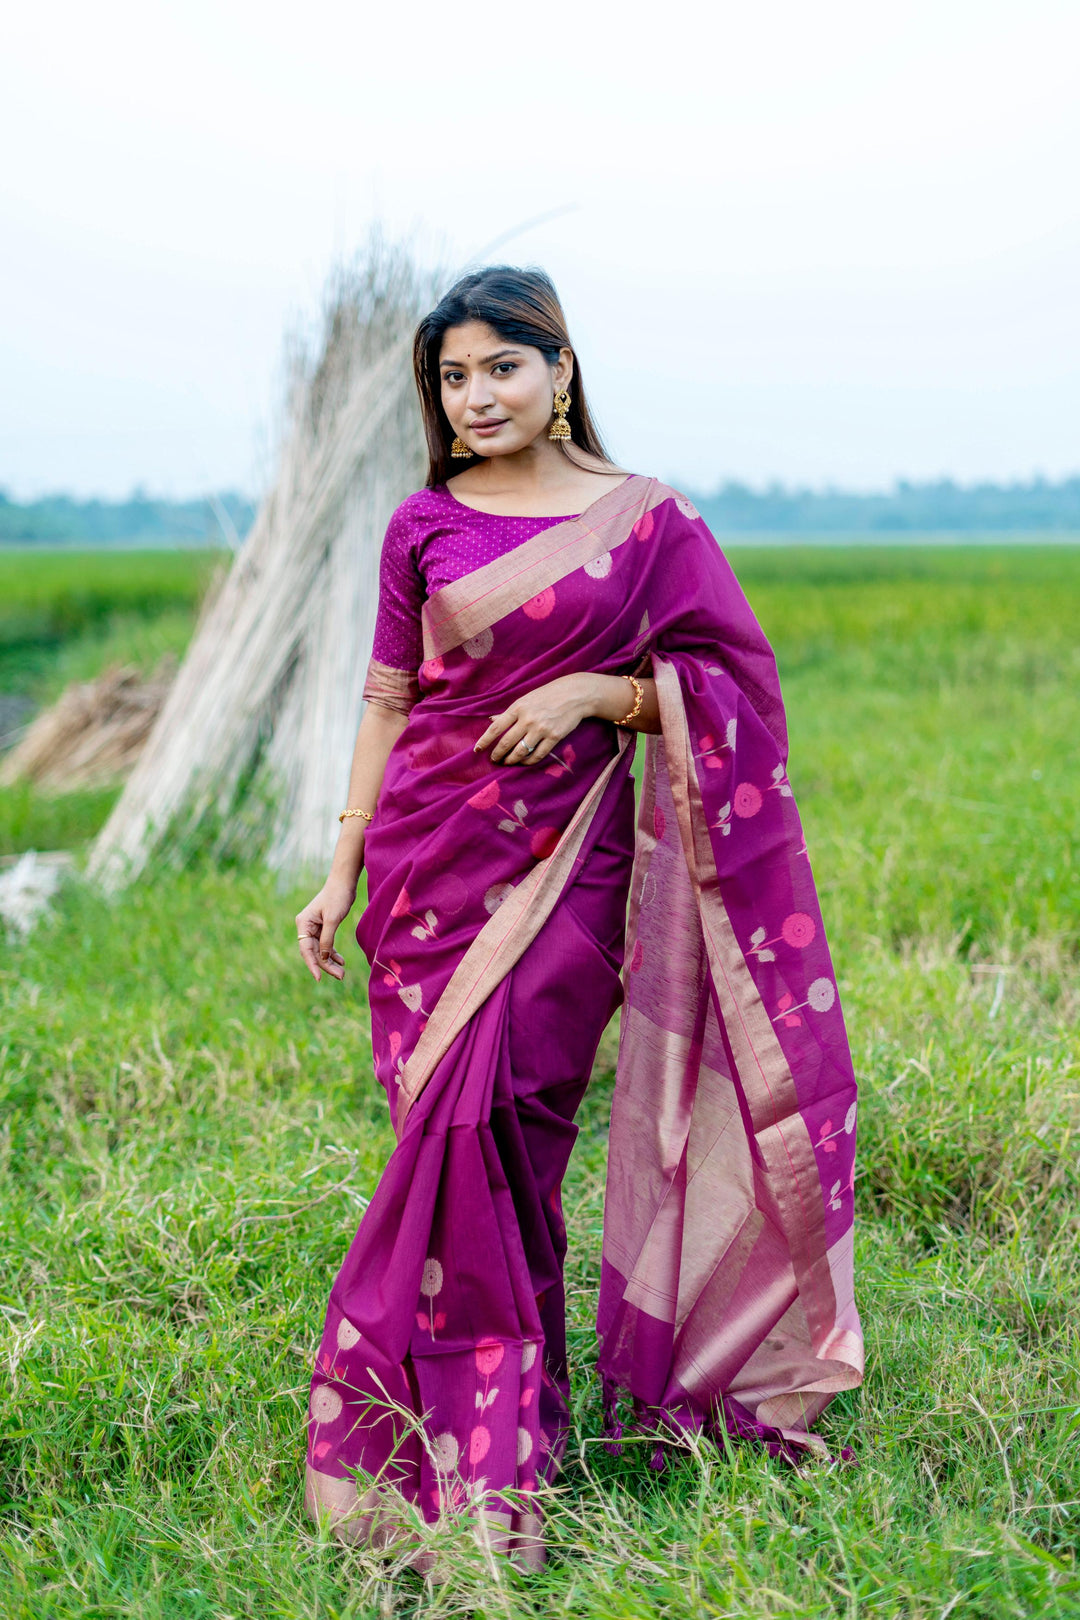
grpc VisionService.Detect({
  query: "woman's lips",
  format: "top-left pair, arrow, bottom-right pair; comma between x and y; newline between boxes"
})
470,419 -> 507,436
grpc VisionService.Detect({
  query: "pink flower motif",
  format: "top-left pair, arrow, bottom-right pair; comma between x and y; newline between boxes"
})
530,825 -> 560,859
313,1440 -> 331,1461
421,656 -> 444,682
653,805 -> 666,841
633,511 -> 655,542
520,1386 -> 535,1407
468,779 -> 501,810
475,1339 -> 505,1375
469,1425 -> 491,1464
523,587 -> 556,619
630,938 -> 644,972
781,912 -> 816,949
391,886 -> 411,917
733,782 -> 763,817
388,1030 -> 402,1059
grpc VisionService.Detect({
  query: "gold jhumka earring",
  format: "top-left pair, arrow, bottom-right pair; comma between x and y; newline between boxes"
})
450,436 -> 473,458
548,389 -> 572,442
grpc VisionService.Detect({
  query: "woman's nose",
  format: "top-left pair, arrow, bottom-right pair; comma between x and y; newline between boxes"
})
466,376 -> 496,412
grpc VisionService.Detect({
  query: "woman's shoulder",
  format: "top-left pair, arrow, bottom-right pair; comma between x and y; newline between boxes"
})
389,485 -> 451,524
383,485 -> 454,546
647,478 -> 704,522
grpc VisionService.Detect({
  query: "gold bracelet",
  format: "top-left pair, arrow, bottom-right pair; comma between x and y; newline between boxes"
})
614,674 -> 644,728
338,807 -> 375,823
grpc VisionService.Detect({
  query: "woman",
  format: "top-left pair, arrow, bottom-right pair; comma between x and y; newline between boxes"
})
296,267 -> 863,1567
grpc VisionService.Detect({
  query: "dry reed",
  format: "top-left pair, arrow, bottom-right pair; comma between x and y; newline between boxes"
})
88,234 -> 436,890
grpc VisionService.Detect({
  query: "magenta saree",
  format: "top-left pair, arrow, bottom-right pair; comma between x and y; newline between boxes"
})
305,476 -> 863,1560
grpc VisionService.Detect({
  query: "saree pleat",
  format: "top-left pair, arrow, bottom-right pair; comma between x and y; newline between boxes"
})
306,475 -> 863,1557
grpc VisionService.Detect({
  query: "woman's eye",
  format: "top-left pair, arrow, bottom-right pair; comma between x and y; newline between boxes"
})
442,371 -> 464,384
493,363 -> 516,376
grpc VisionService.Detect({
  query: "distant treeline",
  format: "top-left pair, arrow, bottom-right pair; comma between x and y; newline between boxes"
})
0,490 -> 256,547
694,477 -> 1080,533
2,477 -> 1079,544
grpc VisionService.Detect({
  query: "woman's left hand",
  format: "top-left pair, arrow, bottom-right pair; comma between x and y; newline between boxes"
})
474,673 -> 600,766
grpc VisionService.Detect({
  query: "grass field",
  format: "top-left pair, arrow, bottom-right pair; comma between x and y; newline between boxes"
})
1,544 -> 1078,1617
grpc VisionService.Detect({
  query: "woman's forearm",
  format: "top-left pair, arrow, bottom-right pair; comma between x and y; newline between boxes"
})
328,701 -> 410,886
587,673 -> 662,734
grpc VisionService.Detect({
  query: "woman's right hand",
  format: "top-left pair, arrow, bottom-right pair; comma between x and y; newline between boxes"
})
296,875 -> 359,982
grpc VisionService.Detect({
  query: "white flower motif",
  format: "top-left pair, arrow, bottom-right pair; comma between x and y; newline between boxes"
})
310,1384 -> 343,1423
584,550 -> 613,578
844,1101 -> 858,1134
463,627 -> 494,659
725,718 -> 738,750
420,1258 -> 444,1298
807,977 -> 836,1013
829,1178 -> 843,1211
336,1318 -> 361,1350
520,1341 -> 538,1373
483,881 -> 515,914
431,1431 -> 459,1470
674,493 -> 700,520
517,1426 -> 534,1465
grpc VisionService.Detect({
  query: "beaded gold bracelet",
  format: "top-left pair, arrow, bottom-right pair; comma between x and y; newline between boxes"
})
338,807 -> 375,824
614,673 -> 644,728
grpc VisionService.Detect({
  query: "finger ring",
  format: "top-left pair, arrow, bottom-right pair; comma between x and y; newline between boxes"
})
522,742 -> 534,753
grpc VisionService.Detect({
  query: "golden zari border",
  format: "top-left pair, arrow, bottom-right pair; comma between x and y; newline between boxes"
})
651,653 -> 841,1350
362,657 -> 421,716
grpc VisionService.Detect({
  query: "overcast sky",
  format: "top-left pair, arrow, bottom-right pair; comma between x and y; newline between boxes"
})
1,0 -> 1077,498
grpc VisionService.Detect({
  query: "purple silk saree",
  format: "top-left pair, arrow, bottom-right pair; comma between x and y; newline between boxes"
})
305,476 -> 863,1561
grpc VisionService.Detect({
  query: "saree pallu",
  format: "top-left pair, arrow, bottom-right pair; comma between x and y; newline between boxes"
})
305,476 -> 864,1560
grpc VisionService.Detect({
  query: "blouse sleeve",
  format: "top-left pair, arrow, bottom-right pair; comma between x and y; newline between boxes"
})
363,502 -> 424,716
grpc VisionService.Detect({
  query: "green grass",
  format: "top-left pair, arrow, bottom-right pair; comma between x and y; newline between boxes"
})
0,548 -> 224,701
0,549 -> 224,856
1,543 -> 1079,1617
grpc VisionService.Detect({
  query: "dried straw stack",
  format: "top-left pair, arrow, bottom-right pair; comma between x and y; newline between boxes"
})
88,236 -> 436,891
0,661 -> 175,792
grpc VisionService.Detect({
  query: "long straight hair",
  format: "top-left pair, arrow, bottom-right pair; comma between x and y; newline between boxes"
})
412,265 -> 616,488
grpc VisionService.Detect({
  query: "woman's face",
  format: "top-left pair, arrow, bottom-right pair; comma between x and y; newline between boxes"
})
438,320 -> 573,459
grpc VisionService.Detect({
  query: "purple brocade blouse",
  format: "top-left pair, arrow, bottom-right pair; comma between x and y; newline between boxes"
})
371,485 -> 578,671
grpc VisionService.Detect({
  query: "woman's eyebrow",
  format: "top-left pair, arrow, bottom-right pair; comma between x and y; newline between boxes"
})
440,348 -> 523,368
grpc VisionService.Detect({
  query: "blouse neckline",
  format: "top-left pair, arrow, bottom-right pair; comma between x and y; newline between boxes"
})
433,482 -> 585,522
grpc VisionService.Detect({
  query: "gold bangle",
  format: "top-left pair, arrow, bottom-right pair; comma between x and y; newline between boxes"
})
614,674 -> 644,728
338,807 -> 374,823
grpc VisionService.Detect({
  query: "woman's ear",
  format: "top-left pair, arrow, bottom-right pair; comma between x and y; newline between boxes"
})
553,347 -> 574,390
